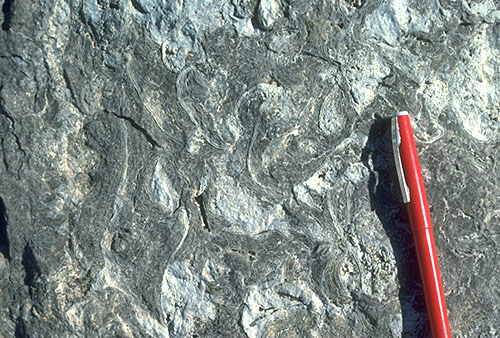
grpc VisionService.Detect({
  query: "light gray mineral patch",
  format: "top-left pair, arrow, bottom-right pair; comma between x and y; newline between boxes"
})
257,0 -> 281,31
0,0 -> 499,337
151,161 -> 179,215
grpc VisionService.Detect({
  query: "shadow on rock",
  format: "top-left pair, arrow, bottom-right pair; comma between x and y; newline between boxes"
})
361,117 -> 430,337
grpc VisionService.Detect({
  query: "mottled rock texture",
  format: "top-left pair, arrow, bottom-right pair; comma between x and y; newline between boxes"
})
0,0 -> 499,337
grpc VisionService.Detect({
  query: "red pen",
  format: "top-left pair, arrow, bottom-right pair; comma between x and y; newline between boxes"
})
391,111 -> 451,338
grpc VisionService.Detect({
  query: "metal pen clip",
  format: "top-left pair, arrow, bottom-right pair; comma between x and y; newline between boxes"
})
391,112 -> 411,203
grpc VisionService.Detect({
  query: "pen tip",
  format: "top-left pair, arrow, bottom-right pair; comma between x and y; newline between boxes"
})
392,111 -> 409,117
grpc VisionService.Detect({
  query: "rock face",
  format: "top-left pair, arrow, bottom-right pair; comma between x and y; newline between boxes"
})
0,0 -> 499,337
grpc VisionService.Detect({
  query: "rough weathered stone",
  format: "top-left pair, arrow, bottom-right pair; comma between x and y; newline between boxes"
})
0,0 -> 499,337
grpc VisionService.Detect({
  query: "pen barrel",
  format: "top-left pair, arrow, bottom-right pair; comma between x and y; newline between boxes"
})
397,115 -> 451,338
410,225 -> 451,338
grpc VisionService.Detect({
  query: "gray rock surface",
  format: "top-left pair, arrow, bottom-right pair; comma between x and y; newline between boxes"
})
0,0 -> 499,337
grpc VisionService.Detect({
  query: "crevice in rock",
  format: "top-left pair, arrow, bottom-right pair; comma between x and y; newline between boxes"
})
1,0 -> 14,31
0,92 -> 26,156
1,138 -> 10,172
130,0 -> 148,14
301,50 -> 342,67
14,316 -> 26,338
0,197 -> 10,260
195,193 -> 210,232
108,1 -> 119,10
276,291 -> 303,303
62,68 -> 79,109
22,243 -> 41,297
250,0 -> 263,31
108,110 -> 161,148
